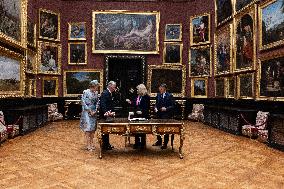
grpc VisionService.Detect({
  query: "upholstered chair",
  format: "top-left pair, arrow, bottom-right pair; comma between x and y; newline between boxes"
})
48,103 -> 63,121
188,104 -> 204,122
0,111 -> 19,140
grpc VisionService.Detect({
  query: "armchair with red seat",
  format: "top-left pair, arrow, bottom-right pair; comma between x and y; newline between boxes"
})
0,111 -> 20,139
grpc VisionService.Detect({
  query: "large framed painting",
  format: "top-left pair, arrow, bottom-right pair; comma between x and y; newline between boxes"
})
63,70 -> 104,97
259,0 -> 284,50
28,78 -> 36,97
164,24 -> 182,41
39,9 -> 60,41
215,77 -> 225,97
191,78 -> 208,98
189,45 -> 211,77
163,42 -> 182,64
226,76 -> 235,98
237,72 -> 255,99
234,5 -> 256,72
0,47 -> 25,98
215,0 -> 233,26
68,22 -> 86,40
26,49 -> 37,74
42,77 -> 58,97
214,24 -> 233,75
0,0 -> 27,48
190,13 -> 210,46
235,0 -> 259,14
37,41 -> 61,75
92,10 -> 160,54
258,55 -> 284,101
27,16 -> 36,48
68,42 -> 87,65
147,65 -> 186,97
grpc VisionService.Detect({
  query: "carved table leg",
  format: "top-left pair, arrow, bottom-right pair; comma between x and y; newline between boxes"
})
171,134 -> 174,150
97,125 -> 102,159
179,135 -> 184,159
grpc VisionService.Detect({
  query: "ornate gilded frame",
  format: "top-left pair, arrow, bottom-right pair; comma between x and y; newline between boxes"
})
147,65 -> 186,97
225,76 -> 236,98
28,79 -> 36,97
26,49 -> 37,74
0,0 -> 27,49
37,41 -> 62,75
68,22 -> 86,41
42,76 -> 59,97
38,9 -> 60,41
214,0 -> 234,27
163,42 -> 183,65
233,4 -> 257,73
190,12 -> 211,46
164,23 -> 182,41
215,77 -> 226,98
234,0 -> 259,15
27,16 -> 37,48
237,72 -> 255,99
92,10 -> 160,54
191,77 -> 208,98
258,0 -> 284,51
63,69 -> 104,97
68,42 -> 87,65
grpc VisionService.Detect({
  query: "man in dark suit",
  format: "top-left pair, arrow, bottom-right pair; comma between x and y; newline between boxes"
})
153,83 -> 175,149
99,81 -> 117,150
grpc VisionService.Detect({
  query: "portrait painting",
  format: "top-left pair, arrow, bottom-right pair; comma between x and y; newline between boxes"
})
191,78 -> 207,98
235,9 -> 255,71
42,77 -> 58,97
227,77 -> 235,98
164,24 -> 182,41
214,24 -> 232,75
259,0 -> 284,50
189,45 -> 211,77
27,16 -> 36,47
92,10 -> 160,54
215,78 -> 225,97
26,50 -> 37,74
237,73 -> 254,99
68,42 -> 87,65
148,65 -> 186,97
64,70 -> 103,97
28,79 -> 36,97
37,42 -> 61,75
215,0 -> 233,26
190,13 -> 210,45
39,9 -> 60,41
235,0 -> 258,13
163,42 -> 182,64
259,55 -> 284,100
68,22 -> 86,40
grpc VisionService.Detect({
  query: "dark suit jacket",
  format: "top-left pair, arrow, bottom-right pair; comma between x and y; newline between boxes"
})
99,89 -> 114,118
155,92 -> 175,119
131,95 -> 150,119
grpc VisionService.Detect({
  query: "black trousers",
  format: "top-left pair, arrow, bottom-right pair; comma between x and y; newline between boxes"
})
102,134 -> 110,148
135,134 -> 146,147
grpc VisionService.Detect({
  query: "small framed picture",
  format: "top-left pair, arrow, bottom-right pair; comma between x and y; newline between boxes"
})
191,78 -> 208,98
68,22 -> 86,40
226,76 -> 235,98
39,9 -> 60,41
26,50 -> 37,74
42,77 -> 58,97
215,77 -> 225,97
190,13 -> 210,45
68,42 -> 87,65
27,16 -> 36,48
164,24 -> 182,41
237,72 -> 254,99
163,42 -> 182,64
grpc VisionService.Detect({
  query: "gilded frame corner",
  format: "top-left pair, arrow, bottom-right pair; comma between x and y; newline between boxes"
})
190,12 -> 211,46
191,77 -> 208,98
68,42 -> 88,65
163,42 -> 183,65
164,23 -> 182,41
42,76 -> 59,97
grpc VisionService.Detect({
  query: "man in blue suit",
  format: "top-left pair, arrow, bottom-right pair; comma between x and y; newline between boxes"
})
152,83 -> 175,149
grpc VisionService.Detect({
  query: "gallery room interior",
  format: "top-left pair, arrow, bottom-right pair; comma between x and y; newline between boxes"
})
0,0 -> 284,188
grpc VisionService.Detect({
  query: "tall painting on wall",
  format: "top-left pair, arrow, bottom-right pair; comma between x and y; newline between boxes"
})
42,77 -> 58,97
190,13 -> 210,45
237,72 -> 254,99
259,0 -> 284,50
235,0 -> 258,13
92,10 -> 160,54
214,24 -> 232,75
164,24 -> 182,41
39,9 -> 60,41
68,22 -> 86,40
63,70 -> 103,97
226,76 -> 235,98
189,45 -> 211,77
68,42 -> 87,65
26,50 -> 37,74
0,0 -> 27,48
191,78 -> 207,98
215,0 -> 233,26
27,16 -> 36,48
163,42 -> 182,64
215,78 -> 225,97
258,55 -> 284,101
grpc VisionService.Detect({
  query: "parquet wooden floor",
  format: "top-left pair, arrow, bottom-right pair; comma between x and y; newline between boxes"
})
0,120 -> 284,189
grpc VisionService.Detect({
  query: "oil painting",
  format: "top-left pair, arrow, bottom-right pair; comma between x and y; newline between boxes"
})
237,73 -> 254,99
215,78 -> 225,97
215,0 -> 233,26
191,78 -> 207,98
68,42 -> 87,65
189,45 -> 211,77
39,9 -> 60,41
165,24 -> 182,41
68,22 -> 86,40
190,13 -> 210,45
163,42 -> 182,64
42,77 -> 58,97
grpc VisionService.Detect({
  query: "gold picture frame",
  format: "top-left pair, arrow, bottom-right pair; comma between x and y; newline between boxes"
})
26,49 -> 37,74
214,0 -> 233,27
164,24 -> 182,41
68,42 -> 87,65
163,42 -> 183,65
27,16 -> 37,48
234,0 -> 259,15
237,72 -> 255,99
28,78 -> 36,97
191,77 -> 208,98
42,76 -> 58,97
0,0 -> 27,49
68,22 -> 86,40
92,10 -> 160,54
37,41 -> 62,75
190,13 -> 211,46
225,76 -> 236,98
0,46 -> 25,98
147,65 -> 186,97
38,9 -> 60,41
233,5 -> 256,73
215,77 -> 226,98
63,69 -> 104,97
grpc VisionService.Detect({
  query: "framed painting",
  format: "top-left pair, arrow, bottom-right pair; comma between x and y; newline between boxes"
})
68,42 -> 87,65
226,76 -> 235,98
92,10 -> 160,54
190,13 -> 210,46
237,72 -> 255,99
26,49 -> 37,74
258,55 -> 284,101
68,22 -> 86,40
164,24 -> 182,41
215,77 -> 225,97
147,65 -> 186,97
0,46 -> 25,98
259,0 -> 284,50
27,16 -> 36,48
214,24 -> 233,75
37,41 -> 61,75
234,5 -> 256,72
163,42 -> 182,64
0,0 -> 27,48
63,70 -> 104,97
191,78 -> 207,98
42,77 -> 58,97
39,9 -> 60,41
215,0 -> 233,26
28,79 -> 36,97
235,0 -> 259,14
189,45 -> 211,77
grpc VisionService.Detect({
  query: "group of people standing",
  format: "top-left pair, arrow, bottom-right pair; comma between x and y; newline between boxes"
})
80,80 -> 175,151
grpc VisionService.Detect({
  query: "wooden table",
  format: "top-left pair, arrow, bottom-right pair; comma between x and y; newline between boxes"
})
97,118 -> 185,159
